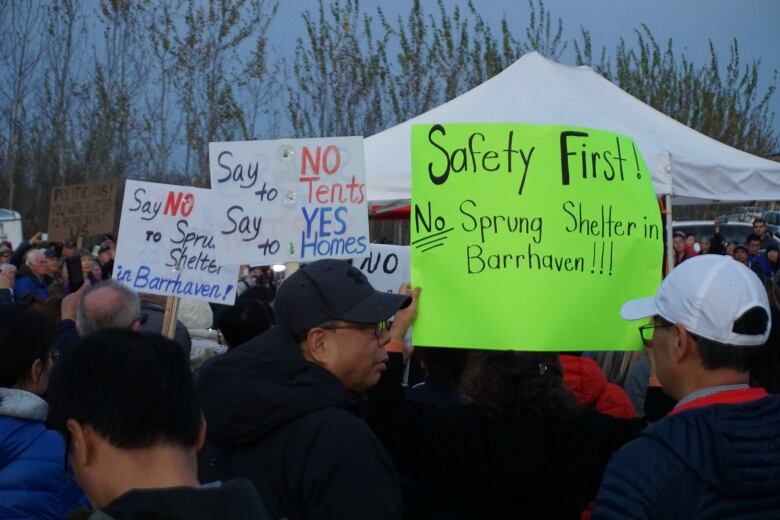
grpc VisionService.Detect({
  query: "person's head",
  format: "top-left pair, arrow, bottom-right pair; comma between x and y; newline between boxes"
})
47,330 -> 204,508
415,346 -> 469,386
672,232 -> 686,253
77,280 -> 142,336
97,242 -> 114,265
89,259 -> 102,280
734,244 -> 749,264
237,284 -> 276,305
699,237 -> 711,254
460,351 -> 579,420
747,233 -> 761,256
767,244 -> 780,264
685,234 -> 696,247
274,259 -> 411,392
62,239 -> 77,258
218,298 -> 275,348
753,218 -> 767,236
79,250 -> 93,274
622,255 -> 769,400
726,242 -> 736,257
0,244 -> 11,264
44,249 -> 60,276
25,248 -> 49,276
0,263 -> 17,286
0,307 -> 56,396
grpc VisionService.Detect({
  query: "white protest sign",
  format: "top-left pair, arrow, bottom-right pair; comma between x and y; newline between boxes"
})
113,180 -> 240,304
355,244 -> 410,294
209,136 -> 369,265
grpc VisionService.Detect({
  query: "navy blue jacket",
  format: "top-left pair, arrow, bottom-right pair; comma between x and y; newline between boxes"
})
593,394 -> 780,519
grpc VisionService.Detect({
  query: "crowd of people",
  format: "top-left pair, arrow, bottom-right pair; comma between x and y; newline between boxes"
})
1,223 -> 780,519
674,218 -> 780,281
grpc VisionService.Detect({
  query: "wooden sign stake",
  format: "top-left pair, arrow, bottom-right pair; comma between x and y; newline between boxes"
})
161,296 -> 181,339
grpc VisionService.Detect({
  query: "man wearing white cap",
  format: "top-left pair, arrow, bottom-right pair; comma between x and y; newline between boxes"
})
593,255 -> 780,518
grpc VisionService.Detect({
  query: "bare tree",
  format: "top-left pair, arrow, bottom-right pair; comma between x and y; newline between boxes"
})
288,0 -> 390,138
0,0 -> 45,210
169,0 -> 277,184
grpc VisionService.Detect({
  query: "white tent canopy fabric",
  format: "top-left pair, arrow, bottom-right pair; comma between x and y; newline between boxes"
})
365,52 -> 780,203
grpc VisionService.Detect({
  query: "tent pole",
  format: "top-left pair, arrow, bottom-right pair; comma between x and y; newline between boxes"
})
665,194 -> 674,275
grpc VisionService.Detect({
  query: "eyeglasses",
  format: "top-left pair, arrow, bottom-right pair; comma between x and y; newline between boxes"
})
320,320 -> 388,338
638,322 -> 674,344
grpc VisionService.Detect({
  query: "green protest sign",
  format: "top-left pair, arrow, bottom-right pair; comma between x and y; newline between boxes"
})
411,124 -> 662,351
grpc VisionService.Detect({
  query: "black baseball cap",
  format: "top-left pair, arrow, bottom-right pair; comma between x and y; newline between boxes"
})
274,259 -> 411,340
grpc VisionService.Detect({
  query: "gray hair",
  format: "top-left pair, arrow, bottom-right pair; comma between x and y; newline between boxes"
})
77,279 -> 142,337
25,248 -> 46,267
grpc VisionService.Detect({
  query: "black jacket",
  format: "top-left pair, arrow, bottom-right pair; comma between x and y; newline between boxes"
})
66,479 -> 269,519
367,353 -> 645,519
195,325 -> 402,520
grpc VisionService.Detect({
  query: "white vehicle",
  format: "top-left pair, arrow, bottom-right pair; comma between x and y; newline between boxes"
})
0,209 -> 23,248
673,220 -> 780,247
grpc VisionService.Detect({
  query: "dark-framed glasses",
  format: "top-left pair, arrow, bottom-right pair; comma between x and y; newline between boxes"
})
638,322 -> 674,344
320,320 -> 388,338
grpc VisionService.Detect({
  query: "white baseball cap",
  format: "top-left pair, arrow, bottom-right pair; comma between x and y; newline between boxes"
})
621,255 -> 771,346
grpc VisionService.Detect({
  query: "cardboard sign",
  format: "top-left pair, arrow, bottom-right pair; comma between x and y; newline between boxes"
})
209,137 -> 369,265
48,181 -> 117,241
355,244 -> 410,294
113,180 -> 239,304
411,124 -> 663,351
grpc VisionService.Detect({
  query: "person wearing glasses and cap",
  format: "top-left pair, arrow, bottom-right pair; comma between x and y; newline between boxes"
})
195,259 -> 416,520
593,255 -> 780,519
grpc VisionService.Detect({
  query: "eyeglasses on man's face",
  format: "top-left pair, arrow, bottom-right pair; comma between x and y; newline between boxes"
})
320,320 -> 388,338
638,322 -> 674,344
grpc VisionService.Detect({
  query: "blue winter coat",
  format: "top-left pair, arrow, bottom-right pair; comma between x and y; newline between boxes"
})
592,394 -> 780,519
0,389 -> 86,519
13,274 -> 49,301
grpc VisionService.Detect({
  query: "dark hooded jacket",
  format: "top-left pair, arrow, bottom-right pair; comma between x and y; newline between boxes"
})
593,394 -> 780,519
195,325 -> 402,520
66,479 -> 270,519
367,354 -> 645,519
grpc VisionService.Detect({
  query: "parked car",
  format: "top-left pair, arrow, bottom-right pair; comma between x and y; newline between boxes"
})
761,210 -> 780,236
672,220 -> 780,248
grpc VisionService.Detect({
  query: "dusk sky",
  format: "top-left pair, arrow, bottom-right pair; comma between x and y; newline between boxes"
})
268,0 -> 780,146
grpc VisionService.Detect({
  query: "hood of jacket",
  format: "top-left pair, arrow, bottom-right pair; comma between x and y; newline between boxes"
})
559,354 -> 607,406
645,394 -> 780,496
77,479 -> 270,520
0,388 -> 47,421
195,325 -> 348,445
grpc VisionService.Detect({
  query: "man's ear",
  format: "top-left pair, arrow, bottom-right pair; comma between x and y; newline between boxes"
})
301,328 -> 330,366
673,323 -> 695,363
29,358 -> 44,384
66,419 -> 91,467
195,415 -> 207,451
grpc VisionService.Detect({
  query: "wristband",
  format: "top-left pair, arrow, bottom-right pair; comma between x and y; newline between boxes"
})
385,339 -> 405,353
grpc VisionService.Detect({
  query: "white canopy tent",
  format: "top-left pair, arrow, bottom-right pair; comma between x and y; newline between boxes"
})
364,52 -> 780,269
365,51 -> 780,203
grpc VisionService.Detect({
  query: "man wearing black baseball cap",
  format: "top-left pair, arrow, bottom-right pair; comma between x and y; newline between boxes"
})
196,259 -> 416,520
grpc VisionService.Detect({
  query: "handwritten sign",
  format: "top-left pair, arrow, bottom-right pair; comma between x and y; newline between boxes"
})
47,181 -> 117,241
209,137 -> 369,265
355,244 -> 410,294
411,124 -> 663,351
113,180 -> 239,304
